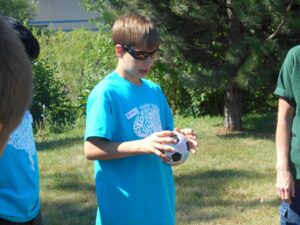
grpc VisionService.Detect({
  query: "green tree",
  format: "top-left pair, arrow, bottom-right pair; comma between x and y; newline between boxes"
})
0,0 -> 37,21
81,0 -> 300,131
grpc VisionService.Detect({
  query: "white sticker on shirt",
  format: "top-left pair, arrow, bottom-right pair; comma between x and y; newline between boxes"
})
125,107 -> 139,120
134,104 -> 162,138
7,111 -> 36,170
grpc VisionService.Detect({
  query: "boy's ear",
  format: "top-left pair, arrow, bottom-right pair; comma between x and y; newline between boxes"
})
115,44 -> 123,58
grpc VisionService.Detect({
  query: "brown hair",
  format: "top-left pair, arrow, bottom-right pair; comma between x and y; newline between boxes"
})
0,17 -> 33,154
112,13 -> 160,51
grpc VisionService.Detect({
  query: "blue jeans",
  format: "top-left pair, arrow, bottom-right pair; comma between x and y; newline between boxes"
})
280,189 -> 300,225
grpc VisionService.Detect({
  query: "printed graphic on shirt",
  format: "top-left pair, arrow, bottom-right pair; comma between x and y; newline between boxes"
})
7,112 -> 36,170
133,104 -> 162,137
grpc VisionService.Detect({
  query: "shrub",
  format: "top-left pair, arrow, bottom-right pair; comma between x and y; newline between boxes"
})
36,29 -> 115,117
31,60 -> 76,132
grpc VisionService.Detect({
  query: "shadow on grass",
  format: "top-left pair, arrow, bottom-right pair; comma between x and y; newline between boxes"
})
42,200 -> 96,225
41,169 -> 279,225
42,172 -> 95,192
216,113 -> 277,140
41,172 -> 96,225
175,169 -> 279,224
36,137 -> 83,152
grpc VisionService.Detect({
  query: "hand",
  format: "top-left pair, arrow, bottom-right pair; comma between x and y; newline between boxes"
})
174,127 -> 198,154
276,169 -> 295,204
137,130 -> 177,162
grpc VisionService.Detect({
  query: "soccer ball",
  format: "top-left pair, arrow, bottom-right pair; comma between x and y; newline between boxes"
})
163,131 -> 190,166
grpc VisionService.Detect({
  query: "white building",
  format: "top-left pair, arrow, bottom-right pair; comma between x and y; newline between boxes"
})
30,0 -> 98,31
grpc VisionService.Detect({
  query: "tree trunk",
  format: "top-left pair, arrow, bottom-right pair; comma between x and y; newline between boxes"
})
224,0 -> 242,131
224,85 -> 242,131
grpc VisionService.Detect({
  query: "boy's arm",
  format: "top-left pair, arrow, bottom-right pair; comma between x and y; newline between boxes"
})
84,130 -> 177,161
276,97 -> 295,203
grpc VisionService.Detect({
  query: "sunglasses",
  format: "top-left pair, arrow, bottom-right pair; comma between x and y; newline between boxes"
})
122,45 -> 158,61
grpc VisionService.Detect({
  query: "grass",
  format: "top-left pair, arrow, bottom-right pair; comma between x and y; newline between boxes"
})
37,113 -> 279,225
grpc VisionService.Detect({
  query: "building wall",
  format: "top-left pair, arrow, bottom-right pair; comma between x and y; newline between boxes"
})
30,0 -> 98,31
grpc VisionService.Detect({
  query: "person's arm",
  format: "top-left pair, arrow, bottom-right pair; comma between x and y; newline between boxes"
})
84,130 -> 177,161
276,97 -> 295,203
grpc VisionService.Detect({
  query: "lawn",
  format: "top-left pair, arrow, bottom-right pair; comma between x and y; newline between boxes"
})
36,114 -> 279,225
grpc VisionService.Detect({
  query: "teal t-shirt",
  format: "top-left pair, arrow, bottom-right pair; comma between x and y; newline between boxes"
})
0,111 -> 40,222
85,71 -> 175,225
274,45 -> 300,179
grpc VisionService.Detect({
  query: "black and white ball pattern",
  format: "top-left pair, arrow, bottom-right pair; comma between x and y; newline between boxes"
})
163,131 -> 190,166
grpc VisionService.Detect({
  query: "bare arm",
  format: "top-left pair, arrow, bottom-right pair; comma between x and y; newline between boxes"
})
276,97 -> 295,203
84,130 -> 177,161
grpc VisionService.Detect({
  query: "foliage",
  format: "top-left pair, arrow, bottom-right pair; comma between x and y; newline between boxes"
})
34,28 -> 115,121
149,59 -> 192,115
32,0 -> 298,129
32,60 -> 76,133
243,89 -> 278,114
36,28 -> 115,101
30,28 -> 117,131
80,0 -> 297,88
0,0 -> 37,21
32,22 -> 279,126
81,0 -> 300,129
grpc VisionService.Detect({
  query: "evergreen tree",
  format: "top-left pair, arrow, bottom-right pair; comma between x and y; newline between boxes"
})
81,0 -> 300,131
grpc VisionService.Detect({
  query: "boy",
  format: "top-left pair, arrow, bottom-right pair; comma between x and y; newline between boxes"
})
0,16 -> 33,155
84,13 -> 197,225
0,17 -> 44,225
275,45 -> 300,224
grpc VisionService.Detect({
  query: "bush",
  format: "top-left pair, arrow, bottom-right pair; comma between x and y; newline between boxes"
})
31,60 -> 76,132
30,29 -> 116,130
36,29 -> 115,117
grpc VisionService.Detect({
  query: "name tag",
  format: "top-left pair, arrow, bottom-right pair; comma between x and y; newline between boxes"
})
126,107 -> 139,119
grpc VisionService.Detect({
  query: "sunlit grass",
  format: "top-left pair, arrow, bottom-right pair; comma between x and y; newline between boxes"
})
37,122 -> 96,225
174,114 -> 278,225
37,114 -> 279,225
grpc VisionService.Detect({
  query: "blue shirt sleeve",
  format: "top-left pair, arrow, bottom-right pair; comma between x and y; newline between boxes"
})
84,89 -> 113,141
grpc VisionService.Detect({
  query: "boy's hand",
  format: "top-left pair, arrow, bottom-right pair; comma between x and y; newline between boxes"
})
137,130 -> 177,162
174,127 -> 198,154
